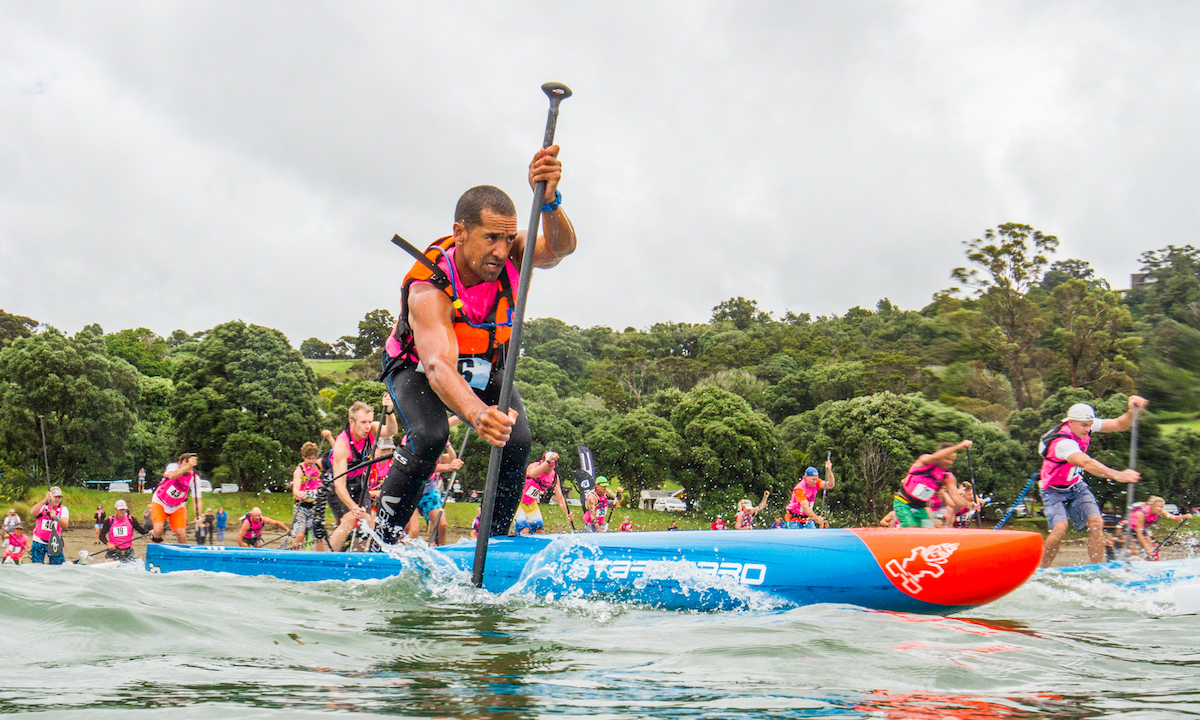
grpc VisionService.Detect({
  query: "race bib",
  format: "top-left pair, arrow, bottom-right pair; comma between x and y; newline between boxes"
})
112,526 -> 130,539
909,483 -> 936,502
527,486 -> 545,502
40,517 -> 56,532
416,357 -> 492,390
457,357 -> 492,390
166,486 -> 187,500
304,489 -> 319,503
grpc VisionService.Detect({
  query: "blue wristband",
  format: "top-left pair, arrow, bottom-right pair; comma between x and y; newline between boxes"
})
541,190 -> 562,213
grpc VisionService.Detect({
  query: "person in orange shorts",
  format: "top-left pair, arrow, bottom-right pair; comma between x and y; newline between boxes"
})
150,453 -> 203,544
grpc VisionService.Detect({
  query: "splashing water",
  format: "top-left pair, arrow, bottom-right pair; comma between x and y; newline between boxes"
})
3,554 -> 1200,718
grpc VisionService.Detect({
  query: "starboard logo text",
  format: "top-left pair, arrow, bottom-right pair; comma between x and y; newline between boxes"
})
585,559 -> 768,586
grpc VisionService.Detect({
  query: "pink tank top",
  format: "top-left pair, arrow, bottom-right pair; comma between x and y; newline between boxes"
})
786,480 -> 819,516
901,463 -> 947,505
108,515 -> 135,549
521,467 -> 557,505
155,472 -> 195,511
298,463 -> 322,494
5,532 -> 28,559
337,430 -> 373,481
1040,423 -> 1091,489
32,505 -> 62,543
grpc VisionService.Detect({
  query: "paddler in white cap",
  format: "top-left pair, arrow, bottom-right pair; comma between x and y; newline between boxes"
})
100,499 -> 148,562
1038,395 -> 1148,567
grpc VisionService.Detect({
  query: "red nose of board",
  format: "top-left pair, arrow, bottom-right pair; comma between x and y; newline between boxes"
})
851,528 -> 1043,608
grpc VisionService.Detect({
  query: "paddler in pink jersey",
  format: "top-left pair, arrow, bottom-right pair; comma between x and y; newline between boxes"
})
785,461 -> 836,529
325,396 -> 397,551
290,442 -> 324,550
584,476 -> 616,532
150,453 -> 203,544
239,507 -> 289,548
1130,496 -> 1192,561
99,499 -> 147,562
514,451 -> 572,535
893,441 -> 971,528
30,486 -> 70,564
734,491 -> 770,529
3,523 -> 28,564
1038,398 -> 1147,567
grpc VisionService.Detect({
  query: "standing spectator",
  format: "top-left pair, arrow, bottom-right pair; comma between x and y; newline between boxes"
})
202,510 -> 217,546
770,516 -> 784,529
618,515 -> 633,532
711,514 -> 726,531
29,487 -> 70,564
215,507 -> 228,543
99,499 -> 147,562
137,468 -> 146,493
4,509 -> 19,534
94,504 -> 107,542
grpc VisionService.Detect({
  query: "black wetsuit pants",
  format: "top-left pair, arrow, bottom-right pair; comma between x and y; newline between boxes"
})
377,365 -> 531,544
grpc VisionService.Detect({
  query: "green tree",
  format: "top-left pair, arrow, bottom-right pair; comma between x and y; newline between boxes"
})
587,408 -> 683,498
0,310 -> 38,349
170,321 -> 320,490
356,309 -> 395,359
0,328 -> 139,484
1039,258 -> 1108,293
1051,279 -> 1140,393
712,296 -> 771,330
950,222 -> 1058,408
106,328 -> 172,378
1131,245 -> 1200,327
123,375 -> 177,479
669,385 -> 791,513
300,337 -> 334,359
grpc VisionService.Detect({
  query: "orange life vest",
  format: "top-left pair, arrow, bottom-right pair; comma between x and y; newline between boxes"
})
386,236 -> 515,373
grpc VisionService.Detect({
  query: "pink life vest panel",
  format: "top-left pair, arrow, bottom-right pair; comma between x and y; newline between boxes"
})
584,491 -> 611,525
898,463 -> 947,508
5,532 -> 28,560
108,515 -> 135,549
242,514 -> 265,540
1039,423 -> 1091,489
1133,505 -> 1160,529
521,467 -> 557,505
337,429 -> 374,482
785,480 -> 820,516
32,505 -> 63,544
155,471 -> 195,511
296,463 -> 322,504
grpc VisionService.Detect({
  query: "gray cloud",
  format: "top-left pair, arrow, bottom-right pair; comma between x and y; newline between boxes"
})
2,1 -> 1198,345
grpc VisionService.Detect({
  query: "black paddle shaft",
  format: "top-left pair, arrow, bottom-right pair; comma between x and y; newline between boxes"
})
472,82 -> 572,588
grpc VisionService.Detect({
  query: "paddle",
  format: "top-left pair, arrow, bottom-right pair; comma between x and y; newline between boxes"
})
966,444 -> 982,528
821,450 -> 831,520
472,82 -> 572,589
1123,408 -> 1141,562
993,472 -> 1038,530
1152,517 -> 1189,557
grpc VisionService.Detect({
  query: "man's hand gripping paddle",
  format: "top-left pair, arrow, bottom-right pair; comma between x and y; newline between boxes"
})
472,82 -> 572,588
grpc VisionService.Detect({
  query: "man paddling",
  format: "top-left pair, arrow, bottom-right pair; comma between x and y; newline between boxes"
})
324,397 -> 397,551
1038,398 -> 1147,567
1129,496 -> 1191,560
785,462 -> 836,529
151,453 -> 203,544
893,441 -> 971,528
374,145 -> 577,544
99,499 -> 148,562
29,487 -> 70,564
514,451 -> 573,535
238,508 -> 289,548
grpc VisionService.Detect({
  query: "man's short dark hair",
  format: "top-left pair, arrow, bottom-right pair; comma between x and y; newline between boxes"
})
455,185 -> 516,229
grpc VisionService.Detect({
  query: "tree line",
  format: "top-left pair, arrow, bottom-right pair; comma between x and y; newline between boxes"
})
2,224 -> 1199,523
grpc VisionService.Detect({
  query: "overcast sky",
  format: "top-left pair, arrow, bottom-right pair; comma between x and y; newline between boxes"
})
2,2 -> 1198,347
